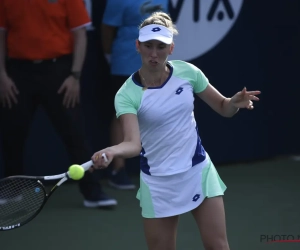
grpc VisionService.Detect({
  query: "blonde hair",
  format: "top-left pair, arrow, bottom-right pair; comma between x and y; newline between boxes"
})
139,12 -> 179,35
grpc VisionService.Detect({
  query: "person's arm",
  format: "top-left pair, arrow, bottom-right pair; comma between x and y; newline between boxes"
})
197,84 -> 261,117
197,84 -> 239,118
190,64 -> 258,117
91,113 -> 141,168
101,0 -> 124,64
0,0 -> 7,76
101,24 -> 117,63
191,66 -> 238,117
109,114 -> 141,158
57,26 -> 87,108
71,27 -> 87,75
65,0 -> 91,77
0,29 -> 19,109
0,30 -> 6,75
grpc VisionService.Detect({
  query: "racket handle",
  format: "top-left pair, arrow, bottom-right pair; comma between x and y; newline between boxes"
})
81,161 -> 94,171
102,153 -> 108,162
81,153 -> 108,171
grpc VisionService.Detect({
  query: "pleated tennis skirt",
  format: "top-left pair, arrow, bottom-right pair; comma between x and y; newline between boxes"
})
136,153 -> 227,218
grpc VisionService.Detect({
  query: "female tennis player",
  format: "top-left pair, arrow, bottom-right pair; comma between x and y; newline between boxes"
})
92,12 -> 260,250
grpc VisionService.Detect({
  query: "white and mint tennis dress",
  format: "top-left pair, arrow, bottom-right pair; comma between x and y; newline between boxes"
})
115,60 -> 227,218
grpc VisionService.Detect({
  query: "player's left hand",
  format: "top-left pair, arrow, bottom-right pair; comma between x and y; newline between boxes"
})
57,76 -> 80,108
230,87 -> 261,110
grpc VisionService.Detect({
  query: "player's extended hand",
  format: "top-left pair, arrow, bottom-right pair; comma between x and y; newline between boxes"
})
91,148 -> 115,171
230,87 -> 261,110
57,75 -> 80,108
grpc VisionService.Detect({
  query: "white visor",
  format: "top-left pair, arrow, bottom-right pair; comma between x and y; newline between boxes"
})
138,24 -> 173,44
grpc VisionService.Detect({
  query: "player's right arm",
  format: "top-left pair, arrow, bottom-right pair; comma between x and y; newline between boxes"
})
92,81 -> 143,168
107,113 -> 141,159
92,114 -> 141,168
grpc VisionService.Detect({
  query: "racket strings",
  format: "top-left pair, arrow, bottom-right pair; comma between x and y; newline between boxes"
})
0,178 -> 45,228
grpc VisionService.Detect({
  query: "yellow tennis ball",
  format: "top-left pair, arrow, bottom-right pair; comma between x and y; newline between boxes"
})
68,164 -> 85,180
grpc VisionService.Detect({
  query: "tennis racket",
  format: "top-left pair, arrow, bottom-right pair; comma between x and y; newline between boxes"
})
0,154 -> 107,231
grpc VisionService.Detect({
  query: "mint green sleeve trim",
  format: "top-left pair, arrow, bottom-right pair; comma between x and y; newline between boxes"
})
192,68 -> 209,93
114,81 -> 143,118
169,60 -> 209,94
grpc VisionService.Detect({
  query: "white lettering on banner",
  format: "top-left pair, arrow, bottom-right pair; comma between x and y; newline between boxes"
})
83,0 -> 94,31
168,0 -> 244,61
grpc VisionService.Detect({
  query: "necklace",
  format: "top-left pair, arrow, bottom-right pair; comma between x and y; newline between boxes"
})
139,67 -> 169,88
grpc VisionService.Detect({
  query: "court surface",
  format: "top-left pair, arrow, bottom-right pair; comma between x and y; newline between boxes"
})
1,157 -> 299,250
